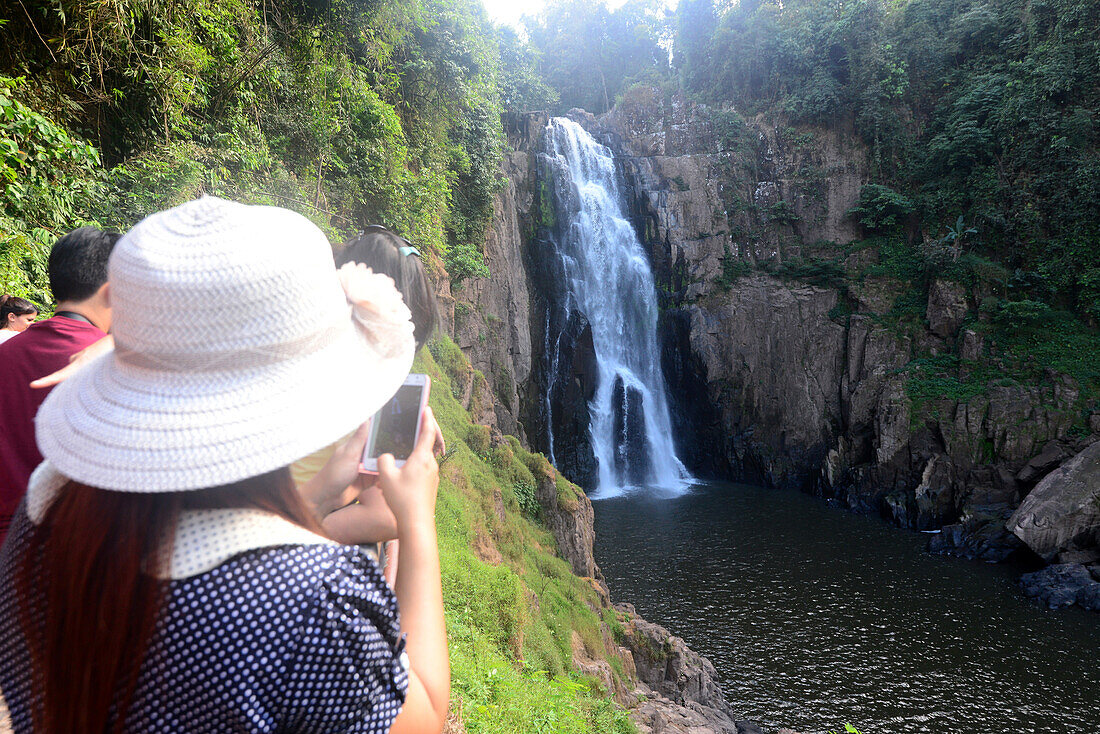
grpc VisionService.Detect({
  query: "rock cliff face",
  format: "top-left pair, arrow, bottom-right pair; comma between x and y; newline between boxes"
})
449,113 -> 780,730
452,86 -> 1100,729
451,112 -> 546,442
574,86 -> 1100,589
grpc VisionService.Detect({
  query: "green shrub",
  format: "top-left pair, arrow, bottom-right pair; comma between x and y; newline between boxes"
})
716,243 -> 752,290
0,76 -> 105,304
765,200 -> 800,225
995,299 -> 1053,329
848,184 -> 914,233
465,424 -> 492,455
512,480 -> 540,520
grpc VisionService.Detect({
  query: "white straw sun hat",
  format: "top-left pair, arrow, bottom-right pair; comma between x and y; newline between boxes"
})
34,196 -> 415,493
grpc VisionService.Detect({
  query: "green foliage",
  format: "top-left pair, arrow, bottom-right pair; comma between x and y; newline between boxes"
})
496,26 -> 560,113
765,200 -> 800,225
828,299 -> 853,324
904,308 -> 1100,427
905,354 -> 1002,410
445,238 -> 492,282
860,236 -> 925,282
512,479 -> 540,520
0,76 -> 105,304
771,257 -> 846,289
994,299 -> 1052,329
465,424 -> 492,455
0,0 -> 508,290
674,0 -> 1100,320
848,184 -> 914,233
716,243 -> 751,290
828,726 -> 863,734
525,0 -> 671,115
419,338 -> 637,731
994,310 -> 1100,403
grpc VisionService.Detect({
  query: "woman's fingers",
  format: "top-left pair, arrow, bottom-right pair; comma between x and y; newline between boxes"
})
339,420 -> 371,463
30,335 -> 114,388
379,408 -> 440,529
412,408 -> 439,461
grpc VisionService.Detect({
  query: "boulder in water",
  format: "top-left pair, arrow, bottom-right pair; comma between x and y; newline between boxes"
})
1019,563 -> 1100,610
1006,440 -> 1100,561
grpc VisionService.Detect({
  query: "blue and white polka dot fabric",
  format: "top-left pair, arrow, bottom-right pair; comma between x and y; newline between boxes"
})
0,508 -> 409,732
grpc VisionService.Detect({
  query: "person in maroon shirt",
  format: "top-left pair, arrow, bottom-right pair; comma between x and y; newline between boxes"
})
0,226 -> 118,539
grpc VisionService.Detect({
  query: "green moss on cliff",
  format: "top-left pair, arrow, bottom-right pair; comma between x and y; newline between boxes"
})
417,337 -> 635,732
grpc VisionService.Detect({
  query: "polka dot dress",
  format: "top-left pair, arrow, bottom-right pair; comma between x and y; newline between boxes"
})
0,508 -> 409,732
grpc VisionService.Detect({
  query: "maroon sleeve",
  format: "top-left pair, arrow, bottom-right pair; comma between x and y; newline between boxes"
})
0,317 -> 105,534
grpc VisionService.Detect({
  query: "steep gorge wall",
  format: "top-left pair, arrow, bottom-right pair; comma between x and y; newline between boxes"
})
577,87 -> 1100,577
445,113 -> 784,732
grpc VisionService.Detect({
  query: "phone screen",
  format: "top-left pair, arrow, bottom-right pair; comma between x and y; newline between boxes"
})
367,384 -> 425,460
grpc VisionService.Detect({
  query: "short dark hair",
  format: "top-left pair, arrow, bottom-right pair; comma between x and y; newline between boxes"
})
48,226 -> 121,303
335,226 -> 439,350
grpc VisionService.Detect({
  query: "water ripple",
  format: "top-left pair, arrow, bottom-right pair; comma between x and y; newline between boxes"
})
593,482 -> 1100,734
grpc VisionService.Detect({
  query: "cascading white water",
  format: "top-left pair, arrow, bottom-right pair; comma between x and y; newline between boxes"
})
542,116 -> 691,496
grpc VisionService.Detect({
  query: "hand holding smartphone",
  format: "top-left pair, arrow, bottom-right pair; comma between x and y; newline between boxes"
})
361,373 -> 431,473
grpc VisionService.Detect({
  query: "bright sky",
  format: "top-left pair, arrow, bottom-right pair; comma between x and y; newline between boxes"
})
480,0 -> 546,28
480,0 -> 680,30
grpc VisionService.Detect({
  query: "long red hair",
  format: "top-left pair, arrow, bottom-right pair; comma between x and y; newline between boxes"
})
13,468 -> 322,733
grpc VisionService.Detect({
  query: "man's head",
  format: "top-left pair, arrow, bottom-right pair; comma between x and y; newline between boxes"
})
48,227 -> 120,304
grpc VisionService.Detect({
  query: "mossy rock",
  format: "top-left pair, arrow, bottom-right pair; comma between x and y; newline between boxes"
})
465,423 -> 492,455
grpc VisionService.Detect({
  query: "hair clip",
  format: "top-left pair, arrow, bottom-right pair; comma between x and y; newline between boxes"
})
398,245 -> 421,258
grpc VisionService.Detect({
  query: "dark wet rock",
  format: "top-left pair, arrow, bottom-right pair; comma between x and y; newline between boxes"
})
1057,548 -> 1100,565
913,454 -> 957,530
611,601 -> 798,734
612,374 -> 651,485
452,113 -> 546,439
926,280 -> 969,339
545,310 -> 600,488
959,329 -> 984,362
1019,563 -> 1100,610
1007,441 -> 1100,561
1078,575 -> 1100,611
1016,441 -> 1068,484
734,722 -> 767,734
615,602 -> 728,710
928,506 -> 1024,562
683,274 -> 847,488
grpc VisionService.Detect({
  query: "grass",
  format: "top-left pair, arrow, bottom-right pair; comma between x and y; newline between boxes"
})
416,336 -> 637,733
903,354 -> 1005,417
994,310 -> 1100,399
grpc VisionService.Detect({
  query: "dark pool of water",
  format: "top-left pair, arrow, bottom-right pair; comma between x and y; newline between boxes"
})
592,481 -> 1100,734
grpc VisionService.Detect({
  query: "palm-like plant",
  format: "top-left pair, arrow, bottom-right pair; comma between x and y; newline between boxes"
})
940,215 -> 978,262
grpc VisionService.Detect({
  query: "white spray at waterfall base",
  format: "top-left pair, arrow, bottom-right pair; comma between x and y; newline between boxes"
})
542,117 -> 692,497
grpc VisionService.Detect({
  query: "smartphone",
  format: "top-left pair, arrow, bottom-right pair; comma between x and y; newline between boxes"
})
361,373 -> 431,473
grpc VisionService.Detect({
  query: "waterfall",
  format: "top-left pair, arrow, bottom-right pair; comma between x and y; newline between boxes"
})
540,116 -> 691,496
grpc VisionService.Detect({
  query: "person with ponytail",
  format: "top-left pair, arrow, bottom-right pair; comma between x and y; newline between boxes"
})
291,226 -> 442,582
0,198 -> 449,733
0,296 -> 37,343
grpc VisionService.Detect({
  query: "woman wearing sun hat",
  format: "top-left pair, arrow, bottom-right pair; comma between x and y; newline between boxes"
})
0,197 -> 449,733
